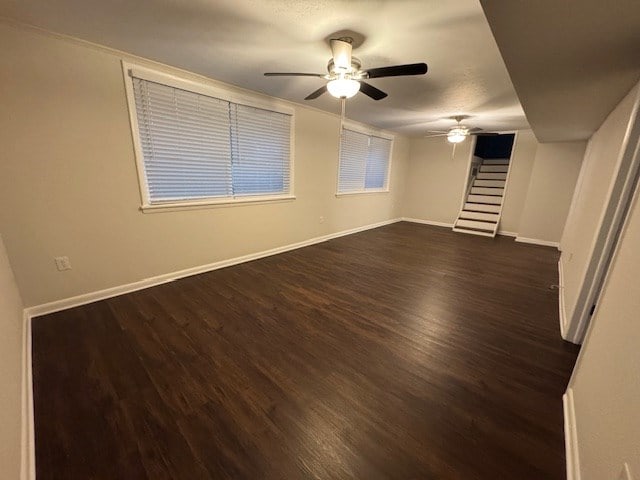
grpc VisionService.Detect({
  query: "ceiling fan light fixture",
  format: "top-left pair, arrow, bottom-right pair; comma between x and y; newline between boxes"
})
327,78 -> 361,99
263,37 -> 427,102
447,127 -> 468,143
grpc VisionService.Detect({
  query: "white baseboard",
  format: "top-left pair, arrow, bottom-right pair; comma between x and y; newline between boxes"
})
24,218 -> 402,318
401,217 -> 454,228
402,218 -> 518,239
17,216 -> 574,480
20,216 -> 403,479
563,388 -> 581,480
558,258 -> 568,339
515,236 -> 560,249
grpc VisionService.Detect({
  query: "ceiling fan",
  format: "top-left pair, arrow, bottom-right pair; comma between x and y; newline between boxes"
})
264,37 -> 428,101
425,116 -> 500,144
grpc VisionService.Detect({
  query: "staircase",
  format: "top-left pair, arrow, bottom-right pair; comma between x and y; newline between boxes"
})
453,158 -> 511,237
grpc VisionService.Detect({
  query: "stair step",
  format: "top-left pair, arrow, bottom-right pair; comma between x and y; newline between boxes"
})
480,165 -> 509,173
452,226 -> 496,238
455,219 -> 496,232
467,194 -> 502,205
477,172 -> 507,180
464,203 -> 501,213
470,186 -> 504,196
482,159 -> 510,165
459,211 -> 500,222
474,179 -> 506,188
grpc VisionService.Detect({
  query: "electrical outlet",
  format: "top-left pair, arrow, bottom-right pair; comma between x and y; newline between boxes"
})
619,463 -> 632,480
54,256 -> 72,271
319,216 -> 325,224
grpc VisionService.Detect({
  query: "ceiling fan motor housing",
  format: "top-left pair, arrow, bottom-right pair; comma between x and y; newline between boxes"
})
330,38 -> 354,73
327,58 -> 362,77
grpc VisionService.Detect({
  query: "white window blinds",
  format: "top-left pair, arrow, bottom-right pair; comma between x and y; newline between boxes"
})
230,104 -> 291,196
338,127 -> 392,194
130,75 -> 292,204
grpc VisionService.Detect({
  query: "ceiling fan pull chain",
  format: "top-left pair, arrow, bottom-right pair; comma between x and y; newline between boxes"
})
338,97 -> 347,142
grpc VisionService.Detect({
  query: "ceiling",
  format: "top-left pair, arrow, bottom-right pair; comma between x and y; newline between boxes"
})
481,0 -> 640,143
0,0 -> 529,136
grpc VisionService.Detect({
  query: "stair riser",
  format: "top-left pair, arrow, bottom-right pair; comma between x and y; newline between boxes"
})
480,165 -> 509,173
455,219 -> 496,232
455,158 -> 508,238
464,203 -> 501,213
470,187 -> 504,196
482,159 -> 510,165
459,211 -> 500,222
477,173 -> 507,180
467,194 -> 502,205
474,180 -> 505,188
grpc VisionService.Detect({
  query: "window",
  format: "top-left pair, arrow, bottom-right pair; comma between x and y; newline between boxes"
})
124,65 -> 294,209
337,126 -> 392,194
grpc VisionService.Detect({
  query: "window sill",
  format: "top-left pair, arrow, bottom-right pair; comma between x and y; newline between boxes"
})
335,189 -> 390,197
140,195 -> 296,213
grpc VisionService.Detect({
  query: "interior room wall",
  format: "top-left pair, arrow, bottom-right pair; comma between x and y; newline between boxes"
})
516,141 -> 586,243
568,181 -> 640,480
559,84 -> 639,335
401,129 -> 539,234
401,137 -> 474,224
497,130 -> 538,233
0,22 -> 409,308
0,234 -> 24,480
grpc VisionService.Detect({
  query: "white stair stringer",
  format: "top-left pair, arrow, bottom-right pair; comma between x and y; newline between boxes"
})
453,157 -> 512,238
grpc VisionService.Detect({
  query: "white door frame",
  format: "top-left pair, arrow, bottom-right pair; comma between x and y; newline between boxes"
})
564,83 -> 640,344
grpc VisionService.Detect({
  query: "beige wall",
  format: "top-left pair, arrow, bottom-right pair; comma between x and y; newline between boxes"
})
401,137 -> 474,224
0,235 -> 24,480
517,141 -> 586,243
559,85 -> 638,332
498,130 -> 538,233
569,182 -> 640,479
0,23 -> 408,307
401,129 -> 539,234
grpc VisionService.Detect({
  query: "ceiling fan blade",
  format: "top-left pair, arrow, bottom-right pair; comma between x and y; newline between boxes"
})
470,132 -> 501,136
330,38 -> 353,72
424,133 -> 449,138
359,81 -> 388,100
426,130 -> 448,134
305,85 -> 328,100
264,72 -> 326,77
365,63 -> 428,79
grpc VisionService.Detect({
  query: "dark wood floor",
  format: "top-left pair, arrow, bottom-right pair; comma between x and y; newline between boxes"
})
32,222 -> 579,479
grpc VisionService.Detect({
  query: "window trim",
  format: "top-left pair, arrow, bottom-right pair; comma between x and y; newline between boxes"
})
122,61 -> 296,211
335,119 -> 394,196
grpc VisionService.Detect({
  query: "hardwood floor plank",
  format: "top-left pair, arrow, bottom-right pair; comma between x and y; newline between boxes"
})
32,222 -> 579,479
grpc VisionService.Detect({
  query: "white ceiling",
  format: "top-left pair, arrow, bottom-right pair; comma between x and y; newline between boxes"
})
481,0 -> 640,142
0,0 -> 529,136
